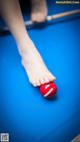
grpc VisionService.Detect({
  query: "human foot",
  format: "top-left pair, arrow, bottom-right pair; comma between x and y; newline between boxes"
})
18,39 -> 56,87
30,0 -> 48,22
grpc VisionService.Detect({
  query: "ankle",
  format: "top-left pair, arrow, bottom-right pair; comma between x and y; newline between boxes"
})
17,35 -> 34,54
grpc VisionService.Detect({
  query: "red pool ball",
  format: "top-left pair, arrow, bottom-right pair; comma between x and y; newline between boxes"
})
40,82 -> 57,98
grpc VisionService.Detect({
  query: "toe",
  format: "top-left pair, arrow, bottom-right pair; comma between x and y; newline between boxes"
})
33,82 -> 37,87
31,13 -> 46,23
36,78 -> 41,86
37,13 -> 46,22
31,14 -> 37,22
48,72 -> 56,81
50,75 -> 56,81
30,79 -> 37,87
40,74 -> 52,84
40,78 -> 45,85
44,76 -> 50,84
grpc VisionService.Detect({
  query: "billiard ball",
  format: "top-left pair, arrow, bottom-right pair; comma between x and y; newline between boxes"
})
40,82 -> 57,98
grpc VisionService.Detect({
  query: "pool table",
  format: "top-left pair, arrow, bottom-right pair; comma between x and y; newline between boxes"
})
0,1 -> 80,142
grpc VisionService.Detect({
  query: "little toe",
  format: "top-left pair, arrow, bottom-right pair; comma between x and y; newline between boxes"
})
48,72 -> 56,81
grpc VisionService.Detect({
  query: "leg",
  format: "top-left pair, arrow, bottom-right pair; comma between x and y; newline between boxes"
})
0,0 -> 56,86
0,0 -> 29,43
31,0 -> 48,22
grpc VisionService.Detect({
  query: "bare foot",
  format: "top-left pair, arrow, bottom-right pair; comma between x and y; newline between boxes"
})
18,39 -> 56,87
30,0 -> 48,22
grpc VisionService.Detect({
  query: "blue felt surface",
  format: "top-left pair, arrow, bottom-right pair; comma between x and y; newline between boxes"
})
0,1 -> 80,142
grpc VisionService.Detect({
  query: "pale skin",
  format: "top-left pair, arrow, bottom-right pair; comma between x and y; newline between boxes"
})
0,0 -> 56,87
